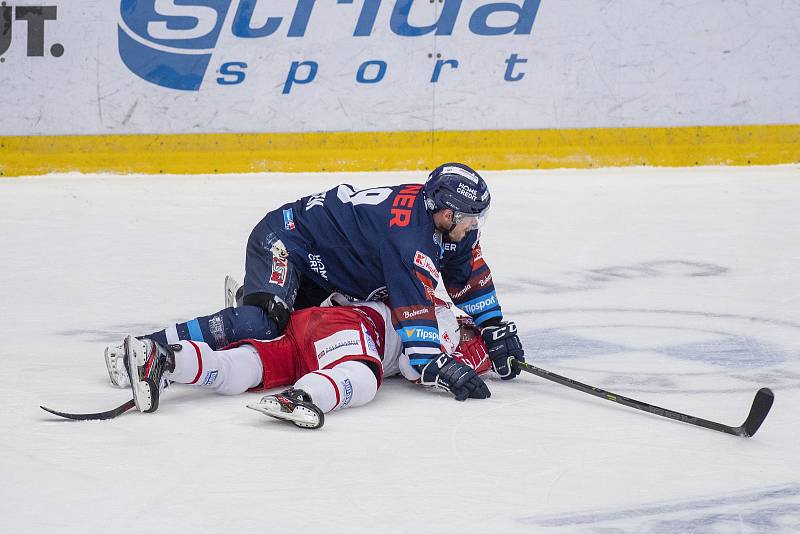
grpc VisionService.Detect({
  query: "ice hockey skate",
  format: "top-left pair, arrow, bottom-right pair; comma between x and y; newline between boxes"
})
224,275 -> 242,308
123,335 -> 175,413
104,341 -> 131,389
247,388 -> 325,429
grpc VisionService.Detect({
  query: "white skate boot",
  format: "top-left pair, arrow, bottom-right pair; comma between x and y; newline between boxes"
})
247,388 -> 325,429
224,275 -> 243,308
104,342 -> 131,389
123,335 -> 176,413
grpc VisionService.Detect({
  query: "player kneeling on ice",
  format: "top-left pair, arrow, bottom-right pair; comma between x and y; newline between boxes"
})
112,295 -> 524,429
128,163 -> 526,392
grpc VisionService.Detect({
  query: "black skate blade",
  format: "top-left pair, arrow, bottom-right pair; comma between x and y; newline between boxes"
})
40,399 -> 136,421
738,388 -> 774,437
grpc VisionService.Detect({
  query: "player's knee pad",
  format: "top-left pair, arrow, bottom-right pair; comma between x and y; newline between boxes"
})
295,360 -> 378,413
242,292 -> 290,331
222,305 -> 281,341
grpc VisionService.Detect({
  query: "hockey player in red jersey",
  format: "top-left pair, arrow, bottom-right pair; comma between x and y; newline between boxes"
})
117,295 -> 519,429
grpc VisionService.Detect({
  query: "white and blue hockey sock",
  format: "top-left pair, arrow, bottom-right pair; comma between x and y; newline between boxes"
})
294,361 -> 378,413
167,340 -> 263,395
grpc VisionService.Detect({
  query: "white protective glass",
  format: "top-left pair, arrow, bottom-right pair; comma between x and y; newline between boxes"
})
454,207 -> 490,231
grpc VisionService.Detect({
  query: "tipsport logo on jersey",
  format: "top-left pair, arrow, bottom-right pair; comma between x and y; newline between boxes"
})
117,0 -> 542,92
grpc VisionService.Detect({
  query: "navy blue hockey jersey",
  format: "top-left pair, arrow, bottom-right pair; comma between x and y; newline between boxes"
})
261,183 -> 502,367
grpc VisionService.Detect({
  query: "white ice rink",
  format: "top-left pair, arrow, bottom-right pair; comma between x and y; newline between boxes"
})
1,166 -> 799,533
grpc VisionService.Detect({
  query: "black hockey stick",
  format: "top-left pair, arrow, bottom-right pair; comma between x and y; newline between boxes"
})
40,399 -> 136,421
513,359 -> 774,437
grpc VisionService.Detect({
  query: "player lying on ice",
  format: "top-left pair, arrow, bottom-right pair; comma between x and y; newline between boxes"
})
105,294 -> 524,429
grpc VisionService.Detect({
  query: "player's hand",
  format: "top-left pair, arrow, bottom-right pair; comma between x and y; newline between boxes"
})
420,354 -> 491,401
482,321 -> 525,380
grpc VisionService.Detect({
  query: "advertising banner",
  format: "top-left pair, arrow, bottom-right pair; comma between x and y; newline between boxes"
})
2,1 -> 799,137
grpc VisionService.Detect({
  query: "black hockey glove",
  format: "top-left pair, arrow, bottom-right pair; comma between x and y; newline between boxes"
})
482,321 -> 525,380
420,354 -> 491,401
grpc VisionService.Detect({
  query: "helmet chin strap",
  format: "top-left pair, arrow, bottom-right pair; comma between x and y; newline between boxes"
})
447,210 -> 459,232
442,216 -> 457,241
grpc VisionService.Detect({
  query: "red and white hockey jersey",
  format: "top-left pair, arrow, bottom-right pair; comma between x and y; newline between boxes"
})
233,294 -> 490,391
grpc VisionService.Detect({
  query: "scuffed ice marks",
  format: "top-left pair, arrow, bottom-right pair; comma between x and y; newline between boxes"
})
521,325 -> 788,368
495,260 -> 728,295
657,335 -> 787,369
510,308 -> 800,393
520,327 -> 631,361
57,322 -> 179,343
517,484 -> 800,533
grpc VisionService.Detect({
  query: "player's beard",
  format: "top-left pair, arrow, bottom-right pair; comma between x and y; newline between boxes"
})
444,229 -> 464,242
435,217 -> 468,243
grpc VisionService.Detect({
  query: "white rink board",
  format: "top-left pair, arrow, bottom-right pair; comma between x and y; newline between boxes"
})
1,166 -> 800,533
1,0 -> 799,136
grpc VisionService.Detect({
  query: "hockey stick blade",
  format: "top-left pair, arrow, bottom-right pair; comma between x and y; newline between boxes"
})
40,399 -> 136,421
737,387 -> 774,437
513,359 -> 774,438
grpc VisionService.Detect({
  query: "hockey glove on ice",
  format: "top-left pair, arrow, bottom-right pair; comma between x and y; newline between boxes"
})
482,321 -> 525,380
420,354 -> 491,401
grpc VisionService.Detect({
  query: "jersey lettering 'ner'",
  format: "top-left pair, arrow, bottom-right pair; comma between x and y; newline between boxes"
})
260,183 -> 503,369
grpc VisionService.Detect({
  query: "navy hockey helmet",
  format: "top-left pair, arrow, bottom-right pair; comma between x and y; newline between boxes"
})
424,162 -> 490,229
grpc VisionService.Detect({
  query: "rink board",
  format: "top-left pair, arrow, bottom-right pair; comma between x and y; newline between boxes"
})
2,1 -> 800,176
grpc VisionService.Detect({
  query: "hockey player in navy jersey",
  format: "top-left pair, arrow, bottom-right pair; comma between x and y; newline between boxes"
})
110,162 -> 525,403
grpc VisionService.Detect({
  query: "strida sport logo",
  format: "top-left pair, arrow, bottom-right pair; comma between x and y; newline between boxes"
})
117,0 -> 542,91
118,0 -> 230,91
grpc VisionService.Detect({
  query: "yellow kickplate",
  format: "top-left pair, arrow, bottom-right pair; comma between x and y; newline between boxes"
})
1,124 -> 798,177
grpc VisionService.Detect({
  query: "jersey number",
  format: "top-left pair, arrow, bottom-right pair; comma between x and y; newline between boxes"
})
337,185 -> 392,206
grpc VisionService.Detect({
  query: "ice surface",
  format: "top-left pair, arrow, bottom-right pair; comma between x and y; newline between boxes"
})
1,166 -> 798,533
